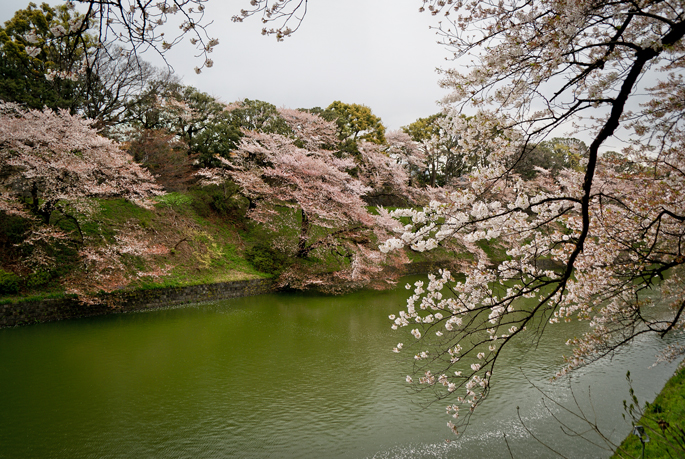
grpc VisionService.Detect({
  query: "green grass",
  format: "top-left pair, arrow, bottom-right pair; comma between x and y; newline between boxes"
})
99,199 -> 155,227
612,365 -> 685,458
0,291 -> 73,305
0,192 -> 271,301
128,206 -> 271,290
154,192 -> 193,208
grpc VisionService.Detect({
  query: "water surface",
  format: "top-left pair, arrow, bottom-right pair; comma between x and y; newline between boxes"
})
0,280 -> 681,458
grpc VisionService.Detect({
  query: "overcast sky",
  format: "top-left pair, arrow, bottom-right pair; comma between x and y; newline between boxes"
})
1,0 -> 453,130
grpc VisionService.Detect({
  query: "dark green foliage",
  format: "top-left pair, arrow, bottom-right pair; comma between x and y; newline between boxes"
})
0,211 -> 77,295
25,269 -> 53,289
173,86 -> 226,141
192,99 -> 298,167
125,87 -> 294,167
193,98 -> 294,167
192,119 -> 242,167
301,106 -> 338,122
245,244 -> 289,275
337,138 -> 361,157
0,268 -> 20,294
512,137 -> 588,179
229,99 -> 292,135
511,143 -> 563,180
186,190 -> 214,219
188,185 -> 244,220
0,2 -> 88,112
303,103 -> 387,158
0,213 -> 30,248
125,82 -> 225,147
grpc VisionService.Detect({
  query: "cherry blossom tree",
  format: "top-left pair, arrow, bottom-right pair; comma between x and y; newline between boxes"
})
380,0 -> 685,435
196,108 -> 409,291
277,107 -> 336,149
0,102 -> 162,222
384,130 -> 426,175
356,132 -> 425,206
198,108 -> 373,258
0,102 -> 165,293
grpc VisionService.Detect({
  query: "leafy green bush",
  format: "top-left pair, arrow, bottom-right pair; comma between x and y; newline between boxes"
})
25,270 -> 53,289
0,214 -> 30,245
0,269 -> 20,294
190,186 -> 244,219
245,244 -> 289,275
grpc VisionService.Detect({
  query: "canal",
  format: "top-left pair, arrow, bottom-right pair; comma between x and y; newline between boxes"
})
0,279 -> 681,458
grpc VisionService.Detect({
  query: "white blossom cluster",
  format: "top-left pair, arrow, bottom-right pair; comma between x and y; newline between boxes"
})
384,0 -> 685,431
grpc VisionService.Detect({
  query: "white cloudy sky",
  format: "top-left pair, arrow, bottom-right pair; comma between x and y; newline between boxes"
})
1,0 -> 454,130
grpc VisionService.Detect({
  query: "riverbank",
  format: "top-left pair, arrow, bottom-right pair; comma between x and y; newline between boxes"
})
0,259 -> 457,328
1,190 -> 473,318
0,278 -> 276,328
612,363 -> 685,458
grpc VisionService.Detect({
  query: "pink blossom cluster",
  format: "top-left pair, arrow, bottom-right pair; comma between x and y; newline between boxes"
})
385,0 -> 685,434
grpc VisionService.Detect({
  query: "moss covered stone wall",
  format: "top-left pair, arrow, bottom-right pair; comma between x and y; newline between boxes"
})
0,279 -> 275,328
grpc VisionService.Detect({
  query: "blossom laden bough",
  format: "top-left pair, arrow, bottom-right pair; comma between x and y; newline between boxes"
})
386,0 -> 685,435
24,0 -> 312,74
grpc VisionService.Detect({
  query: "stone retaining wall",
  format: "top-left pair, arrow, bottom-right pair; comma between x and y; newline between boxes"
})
0,278 -> 275,328
0,260 -> 463,329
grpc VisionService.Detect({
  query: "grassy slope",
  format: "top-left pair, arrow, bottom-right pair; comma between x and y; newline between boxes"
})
612,365 -> 685,458
1,190 -> 468,302
0,191 -> 268,303
123,195 -> 269,289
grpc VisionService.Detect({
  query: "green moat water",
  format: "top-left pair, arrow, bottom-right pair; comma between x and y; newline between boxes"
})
0,279 -> 681,458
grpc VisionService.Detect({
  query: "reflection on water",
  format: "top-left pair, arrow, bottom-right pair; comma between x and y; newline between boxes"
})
0,280 -> 682,458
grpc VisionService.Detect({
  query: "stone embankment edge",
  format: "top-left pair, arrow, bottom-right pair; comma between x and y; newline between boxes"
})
0,278 -> 276,328
0,260 -> 458,329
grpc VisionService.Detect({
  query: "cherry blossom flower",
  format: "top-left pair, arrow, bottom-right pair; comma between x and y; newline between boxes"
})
387,0 -> 685,435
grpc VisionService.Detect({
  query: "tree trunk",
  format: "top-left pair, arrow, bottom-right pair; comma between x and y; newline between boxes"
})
297,208 -> 311,258
430,160 -> 437,188
60,211 -> 84,244
31,184 -> 53,224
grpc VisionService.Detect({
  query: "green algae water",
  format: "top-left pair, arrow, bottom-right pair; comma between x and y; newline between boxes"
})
0,280 -> 682,458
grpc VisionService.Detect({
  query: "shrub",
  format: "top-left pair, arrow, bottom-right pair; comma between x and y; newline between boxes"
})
245,244 -> 289,275
0,269 -> 20,294
189,185 -> 244,220
25,270 -> 53,289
